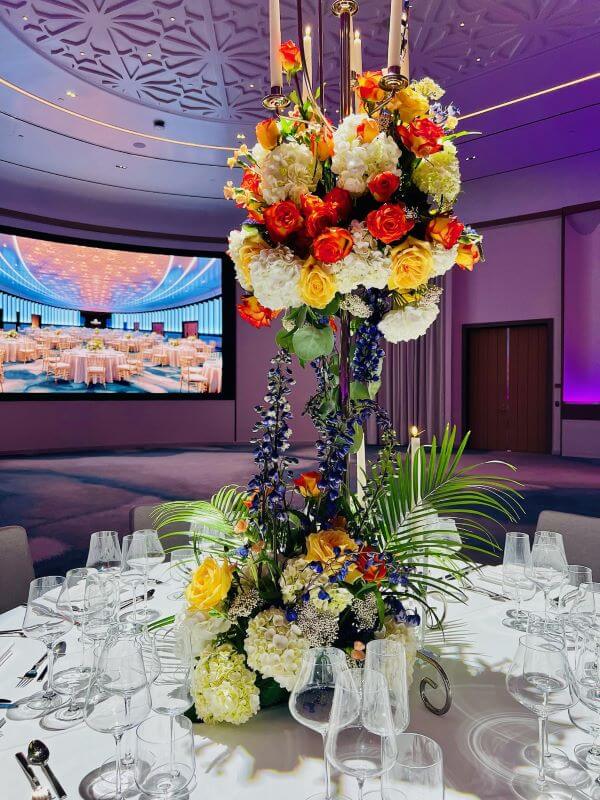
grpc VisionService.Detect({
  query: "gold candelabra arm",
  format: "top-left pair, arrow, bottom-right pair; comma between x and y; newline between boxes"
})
262,88 -> 292,112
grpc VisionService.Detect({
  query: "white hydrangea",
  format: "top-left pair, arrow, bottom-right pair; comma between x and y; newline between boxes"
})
260,141 -> 321,204
413,142 -> 461,211
332,114 -> 401,196
378,302 -> 440,343
430,243 -> 458,277
279,557 -> 354,614
330,220 -> 392,293
228,227 -> 254,291
249,246 -> 303,310
411,77 -> 445,100
175,607 -> 232,657
375,618 -> 419,684
244,607 -> 309,690
193,643 -> 260,724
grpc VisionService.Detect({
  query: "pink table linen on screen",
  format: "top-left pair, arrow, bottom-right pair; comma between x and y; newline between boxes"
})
204,362 -> 222,393
65,348 -> 126,383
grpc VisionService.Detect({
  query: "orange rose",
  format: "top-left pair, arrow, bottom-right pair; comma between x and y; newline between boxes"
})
312,227 -> 354,264
305,529 -> 358,565
388,237 -> 433,290
310,127 -> 334,160
264,200 -> 304,242
398,118 -> 444,157
456,243 -> 480,271
357,117 -> 380,143
255,118 -> 279,150
355,71 -> 385,103
366,203 -> 414,244
240,169 -> 262,198
279,40 -> 302,74
426,216 -> 464,249
324,187 -> 352,220
294,470 -> 321,497
367,171 -> 400,202
387,86 -> 429,122
306,204 -> 338,238
237,296 -> 281,328
355,546 -> 388,583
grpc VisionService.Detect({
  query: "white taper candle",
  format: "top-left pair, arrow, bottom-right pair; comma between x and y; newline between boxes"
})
409,425 -> 421,505
352,29 -> 362,75
269,0 -> 282,89
302,26 -> 312,102
387,0 -> 403,69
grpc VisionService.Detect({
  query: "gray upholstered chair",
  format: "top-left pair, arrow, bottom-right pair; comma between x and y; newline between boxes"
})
0,525 -> 35,612
129,504 -> 192,554
536,510 -> 600,577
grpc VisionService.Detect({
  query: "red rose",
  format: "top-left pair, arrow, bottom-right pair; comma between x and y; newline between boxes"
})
456,243 -> 480,271
264,200 -> 304,242
312,227 -> 354,264
306,204 -> 339,238
293,471 -> 321,497
324,187 -> 353,221
398,118 -> 444,157
426,216 -> 464,249
237,296 -> 281,328
279,40 -> 302,74
367,171 -> 401,203
355,546 -> 387,583
365,203 -> 414,244
240,169 -> 262,198
300,194 -> 324,216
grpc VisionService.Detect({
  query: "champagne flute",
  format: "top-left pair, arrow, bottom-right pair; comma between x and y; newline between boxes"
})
21,576 -> 73,712
326,668 -> 397,800
289,646 -> 348,800
86,530 -> 122,573
502,532 -> 536,630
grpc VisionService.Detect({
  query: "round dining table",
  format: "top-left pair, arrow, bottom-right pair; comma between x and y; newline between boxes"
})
0,337 -> 30,362
0,565 -> 591,799
63,348 -> 127,383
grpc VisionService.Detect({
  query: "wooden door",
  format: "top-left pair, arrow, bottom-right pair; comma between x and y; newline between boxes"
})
465,323 -> 550,453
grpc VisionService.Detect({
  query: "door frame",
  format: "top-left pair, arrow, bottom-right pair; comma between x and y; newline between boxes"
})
462,319 -> 554,452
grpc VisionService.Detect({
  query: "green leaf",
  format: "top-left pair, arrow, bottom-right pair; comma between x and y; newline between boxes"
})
350,381 -> 370,400
368,379 -> 381,400
276,326 -> 294,352
350,422 -> 364,454
292,324 -> 334,362
256,675 -> 289,708
444,130 -> 481,140
320,294 -> 341,317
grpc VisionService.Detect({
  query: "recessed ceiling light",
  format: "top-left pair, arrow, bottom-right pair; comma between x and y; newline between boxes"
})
79,51 -> 85,56
249,83 -> 255,88
169,16 -> 175,21
476,57 -> 481,62
147,53 -> 152,58
236,133 -> 246,140
22,15 -> 28,20
66,90 -> 76,98
115,164 -> 127,169
459,21 -> 465,27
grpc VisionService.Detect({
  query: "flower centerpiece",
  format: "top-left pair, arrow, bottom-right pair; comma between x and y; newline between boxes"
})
86,338 -> 104,352
6,329 -> 18,338
156,36 -> 520,726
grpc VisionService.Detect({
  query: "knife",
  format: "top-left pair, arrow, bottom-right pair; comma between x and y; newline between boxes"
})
120,588 -> 155,610
15,751 -> 41,789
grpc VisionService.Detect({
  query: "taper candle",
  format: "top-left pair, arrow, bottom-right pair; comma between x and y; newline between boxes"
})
352,28 -> 362,75
356,434 -> 366,502
409,425 -> 422,504
387,0 -> 403,68
302,26 -> 313,102
269,0 -> 282,89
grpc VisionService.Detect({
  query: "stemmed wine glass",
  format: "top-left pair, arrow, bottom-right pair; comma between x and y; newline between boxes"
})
555,565 -> 592,641
502,532 -> 536,630
84,632 -> 152,800
167,547 -> 196,601
21,576 -> 73,712
534,531 -> 567,562
86,531 -> 122,573
289,646 -> 348,800
571,632 -> 600,797
526,541 -> 568,623
506,634 -> 574,800
122,531 -> 164,622
571,583 -> 600,636
326,668 -> 397,800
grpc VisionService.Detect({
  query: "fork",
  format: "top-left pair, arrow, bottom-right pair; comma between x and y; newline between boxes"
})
0,646 -> 14,670
16,652 -> 48,688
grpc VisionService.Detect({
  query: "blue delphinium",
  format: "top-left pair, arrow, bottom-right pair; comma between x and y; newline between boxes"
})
352,321 -> 384,385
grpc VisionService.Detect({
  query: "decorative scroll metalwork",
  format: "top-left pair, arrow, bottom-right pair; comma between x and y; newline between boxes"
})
417,648 -> 452,716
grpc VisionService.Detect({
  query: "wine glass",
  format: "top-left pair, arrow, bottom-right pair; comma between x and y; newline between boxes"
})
52,635 -> 94,723
571,632 -> 600,797
526,542 -> 568,623
534,531 -> 567,562
571,583 -> 600,635
21,576 -> 73,712
167,547 -> 196,601
86,530 -> 122,573
83,633 -> 152,800
135,715 -> 196,798
326,668 -> 397,800
506,634 -> 574,800
122,531 -> 164,622
81,573 -> 121,646
289,646 -> 348,800
555,565 -> 592,641
384,733 -> 444,800
58,568 -> 98,626
502,532 -> 536,630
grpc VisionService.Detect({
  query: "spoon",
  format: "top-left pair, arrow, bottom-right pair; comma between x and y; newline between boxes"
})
27,740 -> 67,799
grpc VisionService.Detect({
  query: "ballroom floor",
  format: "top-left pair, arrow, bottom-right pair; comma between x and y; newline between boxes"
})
0,445 -> 598,575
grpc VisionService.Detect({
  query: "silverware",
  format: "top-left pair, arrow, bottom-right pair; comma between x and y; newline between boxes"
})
17,651 -> 48,687
0,644 -> 14,668
0,630 -> 25,637
467,584 -> 510,602
28,739 -> 67,799
119,588 -> 155,611
15,751 -> 41,790
0,717 -> 6,730
37,664 -> 48,683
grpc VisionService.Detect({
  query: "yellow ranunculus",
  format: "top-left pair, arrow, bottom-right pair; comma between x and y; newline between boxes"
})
237,230 -> 268,289
388,237 -> 433,291
387,86 -> 429,123
298,257 -> 337,309
185,557 -> 233,612
305,529 -> 358,566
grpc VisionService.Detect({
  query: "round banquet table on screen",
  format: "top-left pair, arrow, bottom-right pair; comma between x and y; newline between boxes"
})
64,348 -> 127,383
0,566 -> 582,800
165,345 -> 200,368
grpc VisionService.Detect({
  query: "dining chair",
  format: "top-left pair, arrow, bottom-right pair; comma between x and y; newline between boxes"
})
0,525 -> 35,613
51,358 -> 71,382
0,362 -> 4,391
129,504 -> 193,552
126,352 -> 144,375
85,355 -> 107,387
536,510 -> 600,576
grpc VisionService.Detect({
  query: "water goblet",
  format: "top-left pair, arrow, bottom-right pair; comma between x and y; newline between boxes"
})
167,547 -> 195,601
385,733 -> 444,800
526,542 -> 568,623
86,530 -> 121,573
122,531 -> 164,622
503,532 -> 536,630
571,632 -> 600,797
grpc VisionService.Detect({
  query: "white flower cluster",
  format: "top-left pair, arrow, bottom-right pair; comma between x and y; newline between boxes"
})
249,246 -> 302,310
258,141 -> 321,205
378,300 -> 440,343
331,221 -> 391,293
375,618 -> 419,684
279,557 -> 354,614
413,142 -> 461,211
331,114 -> 401,195
228,227 -> 253,291
244,607 -> 309,690
339,294 -> 372,318
175,607 -> 232,656
193,643 -> 260,724
430,243 -> 458,277
411,77 -> 445,100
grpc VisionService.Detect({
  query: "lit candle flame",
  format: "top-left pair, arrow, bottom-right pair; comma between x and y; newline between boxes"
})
305,25 -> 311,36
409,425 -> 419,437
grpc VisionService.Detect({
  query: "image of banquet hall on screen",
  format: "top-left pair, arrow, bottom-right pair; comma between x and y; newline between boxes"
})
0,233 -> 224,394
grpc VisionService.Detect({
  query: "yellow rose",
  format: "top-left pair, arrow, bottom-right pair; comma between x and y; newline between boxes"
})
387,86 -> 429,123
388,237 -> 433,291
298,257 -> 337,309
256,118 -> 279,150
185,557 -> 233,612
305,529 -> 358,565
237,231 -> 268,289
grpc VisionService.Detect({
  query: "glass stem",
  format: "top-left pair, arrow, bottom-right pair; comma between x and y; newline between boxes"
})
170,715 -> 175,777
543,589 -> 549,622
515,595 -> 522,618
43,644 -> 55,699
538,716 -> 547,788
321,731 -> 331,800
356,777 -> 365,800
114,732 -> 123,800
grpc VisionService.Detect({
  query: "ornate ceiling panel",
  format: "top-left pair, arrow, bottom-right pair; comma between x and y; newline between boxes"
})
0,0 -> 598,123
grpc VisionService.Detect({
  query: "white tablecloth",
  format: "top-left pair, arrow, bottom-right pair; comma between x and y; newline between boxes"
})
64,349 -> 126,383
0,338 -> 30,361
0,568 -> 587,799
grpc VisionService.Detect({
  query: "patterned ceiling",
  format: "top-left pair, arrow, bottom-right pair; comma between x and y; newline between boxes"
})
0,234 -> 222,311
0,0 -> 597,122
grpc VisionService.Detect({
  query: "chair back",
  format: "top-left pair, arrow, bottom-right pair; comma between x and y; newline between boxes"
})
0,526 -> 35,612
130,504 -> 195,553
536,510 -> 600,576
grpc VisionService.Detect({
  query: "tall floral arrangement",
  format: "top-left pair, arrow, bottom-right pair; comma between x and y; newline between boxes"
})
156,44 -> 519,726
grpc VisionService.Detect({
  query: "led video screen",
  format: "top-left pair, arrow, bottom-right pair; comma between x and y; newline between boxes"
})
0,232 -> 232,397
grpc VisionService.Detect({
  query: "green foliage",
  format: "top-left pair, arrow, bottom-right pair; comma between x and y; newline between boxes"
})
292,323 -> 335,362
